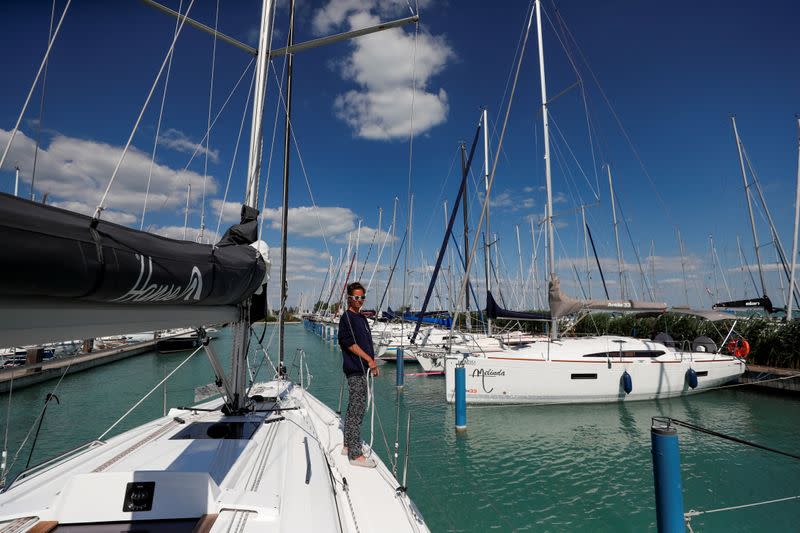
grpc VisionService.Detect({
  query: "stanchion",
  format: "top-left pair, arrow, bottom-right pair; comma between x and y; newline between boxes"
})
455,365 -> 466,432
396,348 -> 404,388
651,418 -> 685,533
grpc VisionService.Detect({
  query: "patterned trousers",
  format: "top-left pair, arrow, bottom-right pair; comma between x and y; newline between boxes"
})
344,374 -> 368,460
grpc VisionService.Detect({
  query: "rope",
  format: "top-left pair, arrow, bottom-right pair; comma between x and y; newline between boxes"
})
4,354 -> 77,483
0,0 -> 73,172
95,0 -> 197,220
97,344 -> 202,440
141,0 -> 183,230
663,417 -> 800,461
686,494 -> 800,519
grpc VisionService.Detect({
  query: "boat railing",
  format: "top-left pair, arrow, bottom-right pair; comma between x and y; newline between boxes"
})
3,439 -> 105,490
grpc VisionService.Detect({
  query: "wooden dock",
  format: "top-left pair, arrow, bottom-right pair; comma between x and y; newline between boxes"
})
741,364 -> 800,394
0,338 -> 164,393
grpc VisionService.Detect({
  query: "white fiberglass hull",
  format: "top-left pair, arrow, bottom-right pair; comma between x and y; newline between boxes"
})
0,381 -> 428,532
444,336 -> 746,405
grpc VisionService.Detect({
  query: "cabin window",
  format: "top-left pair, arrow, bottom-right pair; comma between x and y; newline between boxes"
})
582,351 -> 665,358
696,371 -> 708,377
571,373 -> 597,380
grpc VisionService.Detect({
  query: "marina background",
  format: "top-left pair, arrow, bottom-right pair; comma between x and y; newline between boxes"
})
2,324 -> 799,531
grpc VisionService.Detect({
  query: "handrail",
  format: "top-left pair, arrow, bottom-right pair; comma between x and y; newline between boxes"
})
4,439 -> 105,490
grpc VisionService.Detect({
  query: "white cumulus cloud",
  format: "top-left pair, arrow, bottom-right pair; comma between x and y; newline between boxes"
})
313,2 -> 453,140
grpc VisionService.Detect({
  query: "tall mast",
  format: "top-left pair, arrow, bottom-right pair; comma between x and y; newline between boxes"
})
277,0 -> 295,375
677,228 -> 689,306
581,205 -> 591,299
534,0 -> 557,338
788,117 -> 800,321
607,164 -> 625,299
228,0 -> 276,411
731,116 -> 767,297
515,224 -> 524,307
245,0 -> 276,208
389,196 -> 398,309
483,109 -> 492,335
460,142 -> 471,330
530,218 -> 538,308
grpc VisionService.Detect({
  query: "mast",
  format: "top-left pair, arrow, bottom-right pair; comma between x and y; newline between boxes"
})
482,108 -> 492,335
731,116 -> 767,297
388,196 -> 398,310
460,142 -> 471,330
581,205 -> 591,299
276,0 -> 295,375
607,164 -> 625,299
515,224 -> 524,307
228,0 -> 276,411
444,201 -> 453,313
534,0 -> 557,339
789,117 -> 800,320
677,228 -> 689,307
530,217 -> 538,308
245,0 -> 275,208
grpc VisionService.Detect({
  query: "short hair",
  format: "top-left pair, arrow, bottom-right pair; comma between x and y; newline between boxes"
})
347,282 -> 365,296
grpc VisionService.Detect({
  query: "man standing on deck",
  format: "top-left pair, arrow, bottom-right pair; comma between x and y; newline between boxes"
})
338,281 -> 380,468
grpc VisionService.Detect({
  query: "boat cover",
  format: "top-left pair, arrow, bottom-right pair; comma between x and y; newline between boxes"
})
548,276 -> 667,318
0,193 -> 266,306
712,296 -> 774,314
485,291 -> 549,321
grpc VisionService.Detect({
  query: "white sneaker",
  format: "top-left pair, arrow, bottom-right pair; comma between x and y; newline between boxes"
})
349,455 -> 376,468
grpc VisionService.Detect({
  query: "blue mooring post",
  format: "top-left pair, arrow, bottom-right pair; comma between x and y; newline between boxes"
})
396,348 -> 404,388
651,418 -> 685,533
455,365 -> 466,432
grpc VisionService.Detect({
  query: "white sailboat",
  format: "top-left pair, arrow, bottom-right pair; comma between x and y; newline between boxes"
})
0,1 -> 429,530
442,0 -> 745,405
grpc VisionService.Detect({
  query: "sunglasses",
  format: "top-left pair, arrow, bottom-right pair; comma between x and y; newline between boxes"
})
349,295 -> 367,301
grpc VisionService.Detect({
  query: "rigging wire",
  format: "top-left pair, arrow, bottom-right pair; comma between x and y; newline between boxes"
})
551,6 -> 675,227
267,60 -> 333,257
214,69 -> 256,240
29,0 -> 57,201
94,0 -> 197,220
97,344 -> 203,441
141,0 -> 183,230
0,0 -> 73,173
156,57 -> 255,213
197,0 -> 221,244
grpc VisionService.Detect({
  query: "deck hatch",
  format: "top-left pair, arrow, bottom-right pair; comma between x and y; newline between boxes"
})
169,421 -> 260,440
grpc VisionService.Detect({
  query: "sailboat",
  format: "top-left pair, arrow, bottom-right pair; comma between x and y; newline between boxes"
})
0,1 -> 429,530
442,0 -> 745,405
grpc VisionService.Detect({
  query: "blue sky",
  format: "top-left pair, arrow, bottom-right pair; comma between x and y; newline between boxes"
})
1,0 -> 799,311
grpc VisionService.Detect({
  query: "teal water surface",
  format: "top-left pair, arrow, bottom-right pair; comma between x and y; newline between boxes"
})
2,325 -> 799,532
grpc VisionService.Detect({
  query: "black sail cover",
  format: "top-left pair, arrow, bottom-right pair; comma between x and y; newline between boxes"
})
712,296 -> 774,314
485,291 -> 550,321
0,193 -> 266,306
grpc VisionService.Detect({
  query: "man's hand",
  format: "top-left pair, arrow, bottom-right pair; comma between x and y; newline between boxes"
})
369,361 -> 380,377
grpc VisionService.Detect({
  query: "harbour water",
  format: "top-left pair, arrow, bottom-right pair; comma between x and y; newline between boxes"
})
2,324 -> 799,531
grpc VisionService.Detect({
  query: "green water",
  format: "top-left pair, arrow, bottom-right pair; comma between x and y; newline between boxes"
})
2,325 -> 799,532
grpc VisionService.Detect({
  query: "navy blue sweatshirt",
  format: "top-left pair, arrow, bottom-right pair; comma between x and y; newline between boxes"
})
337,310 -> 375,376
